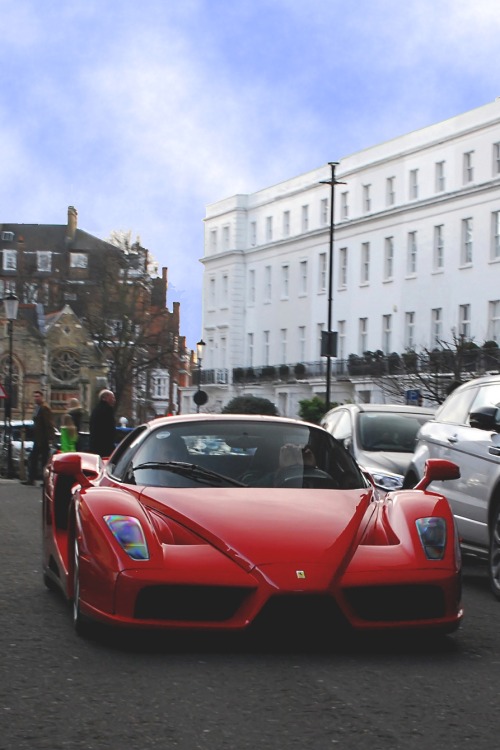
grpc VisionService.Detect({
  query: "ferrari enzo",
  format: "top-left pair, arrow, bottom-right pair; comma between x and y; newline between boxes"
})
42,414 -> 463,637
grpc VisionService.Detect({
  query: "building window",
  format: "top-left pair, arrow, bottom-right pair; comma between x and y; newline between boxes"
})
265,216 -> 273,242
282,211 -> 290,237
461,218 -> 473,265
152,373 -> 168,398
459,304 -> 471,338
281,264 -> 289,298
317,323 -> 324,357
405,312 -> 415,349
248,269 -> 255,305
318,252 -> 327,292
488,301 -> 500,343
435,161 -> 446,192
339,248 -> 347,287
69,252 -> 88,268
492,211 -> 500,260
2,249 -> 17,270
433,225 -> 444,270
493,143 -> 500,176
50,349 -> 81,383
340,192 -> 349,220
221,274 -> 229,307
362,184 -> 371,213
382,314 -> 392,353
298,326 -> 306,361
209,229 -> 217,253
409,169 -> 419,200
1,231 -> 14,242
263,330 -> 270,366
209,277 -> 216,308
386,177 -> 395,206
320,198 -> 329,225
301,205 -> 309,232
280,328 -> 287,362
222,225 -> 230,250
431,308 -> 442,345
250,221 -> 257,246
23,282 -> 38,304
247,332 -> 254,366
264,265 -> 272,302
463,151 -> 474,183
407,231 -> 417,275
360,242 -> 370,284
337,320 -> 346,360
37,251 -> 52,272
359,318 -> 368,354
299,260 -> 308,295
384,237 -> 394,280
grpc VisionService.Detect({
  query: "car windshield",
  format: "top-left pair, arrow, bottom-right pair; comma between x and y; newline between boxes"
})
119,419 -> 368,490
357,413 -> 430,453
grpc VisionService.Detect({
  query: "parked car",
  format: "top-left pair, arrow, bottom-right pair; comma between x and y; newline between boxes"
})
0,420 -> 34,477
404,375 -> 500,599
321,404 -> 435,493
42,413 -> 462,637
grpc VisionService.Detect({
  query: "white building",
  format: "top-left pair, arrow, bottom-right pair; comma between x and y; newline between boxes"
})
180,99 -> 500,416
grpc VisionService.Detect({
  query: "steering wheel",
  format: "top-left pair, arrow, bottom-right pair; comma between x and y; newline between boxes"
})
274,465 -> 336,488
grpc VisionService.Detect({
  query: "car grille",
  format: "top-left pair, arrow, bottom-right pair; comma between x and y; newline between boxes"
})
249,594 -> 351,635
134,585 -> 253,621
343,584 -> 446,621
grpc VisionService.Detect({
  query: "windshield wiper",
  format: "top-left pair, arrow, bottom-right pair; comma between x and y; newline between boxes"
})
132,461 -> 246,487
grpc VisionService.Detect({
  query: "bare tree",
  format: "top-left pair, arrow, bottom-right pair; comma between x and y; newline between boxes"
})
372,333 -> 497,405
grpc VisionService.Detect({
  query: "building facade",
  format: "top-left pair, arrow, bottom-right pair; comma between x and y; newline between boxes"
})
184,99 -> 500,416
1,207 -> 191,423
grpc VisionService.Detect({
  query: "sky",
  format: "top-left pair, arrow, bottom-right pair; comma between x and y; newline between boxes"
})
1,0 -> 499,349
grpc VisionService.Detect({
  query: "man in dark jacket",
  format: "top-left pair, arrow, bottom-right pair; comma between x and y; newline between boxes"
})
24,390 -> 56,485
89,389 -> 116,457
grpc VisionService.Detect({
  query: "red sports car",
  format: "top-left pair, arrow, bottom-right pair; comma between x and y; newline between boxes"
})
42,414 -> 463,637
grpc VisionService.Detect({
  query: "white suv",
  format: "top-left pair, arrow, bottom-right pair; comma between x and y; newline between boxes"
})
404,375 -> 500,598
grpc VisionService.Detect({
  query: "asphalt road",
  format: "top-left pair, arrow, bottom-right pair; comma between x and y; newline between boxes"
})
1,479 -> 500,750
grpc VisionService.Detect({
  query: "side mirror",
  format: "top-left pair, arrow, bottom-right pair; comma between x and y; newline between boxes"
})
52,453 -> 92,488
414,458 -> 460,491
469,406 -> 500,432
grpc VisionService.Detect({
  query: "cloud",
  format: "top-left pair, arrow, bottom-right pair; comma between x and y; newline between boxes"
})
1,0 -> 499,347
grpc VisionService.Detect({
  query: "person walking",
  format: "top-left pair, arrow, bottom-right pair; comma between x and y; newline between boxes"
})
59,413 -> 78,452
89,389 -> 116,458
24,390 -> 56,485
66,397 -> 86,449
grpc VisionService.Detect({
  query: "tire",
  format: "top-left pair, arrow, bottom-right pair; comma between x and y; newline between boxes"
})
488,503 -> 500,601
43,571 -> 58,592
72,538 -> 93,636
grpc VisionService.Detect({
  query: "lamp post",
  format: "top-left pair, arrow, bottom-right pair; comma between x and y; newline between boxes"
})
320,162 -> 346,408
3,292 -> 19,478
195,339 -> 206,413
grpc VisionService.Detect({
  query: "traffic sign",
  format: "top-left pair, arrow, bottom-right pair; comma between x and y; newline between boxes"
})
0,383 -> 7,399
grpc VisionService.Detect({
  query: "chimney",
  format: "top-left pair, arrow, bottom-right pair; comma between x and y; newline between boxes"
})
67,206 -> 78,241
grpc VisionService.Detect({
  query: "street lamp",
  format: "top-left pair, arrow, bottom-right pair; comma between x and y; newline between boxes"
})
319,162 -> 346,408
3,292 -> 19,478
195,339 -> 206,413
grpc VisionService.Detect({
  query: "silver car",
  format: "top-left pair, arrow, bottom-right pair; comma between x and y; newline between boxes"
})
321,403 -> 435,493
404,375 -> 500,599
0,420 -> 34,477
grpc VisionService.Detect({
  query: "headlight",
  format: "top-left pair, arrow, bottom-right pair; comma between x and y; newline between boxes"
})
415,517 -> 447,560
104,515 -> 149,560
368,470 -> 404,492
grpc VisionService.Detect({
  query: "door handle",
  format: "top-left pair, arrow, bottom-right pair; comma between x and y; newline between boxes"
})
448,435 -> 458,444
489,447 -> 500,456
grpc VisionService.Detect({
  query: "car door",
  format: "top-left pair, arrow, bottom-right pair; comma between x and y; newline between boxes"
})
448,382 -> 500,547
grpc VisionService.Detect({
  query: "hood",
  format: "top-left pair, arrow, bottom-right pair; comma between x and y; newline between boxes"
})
355,449 -> 411,477
141,486 -> 372,570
